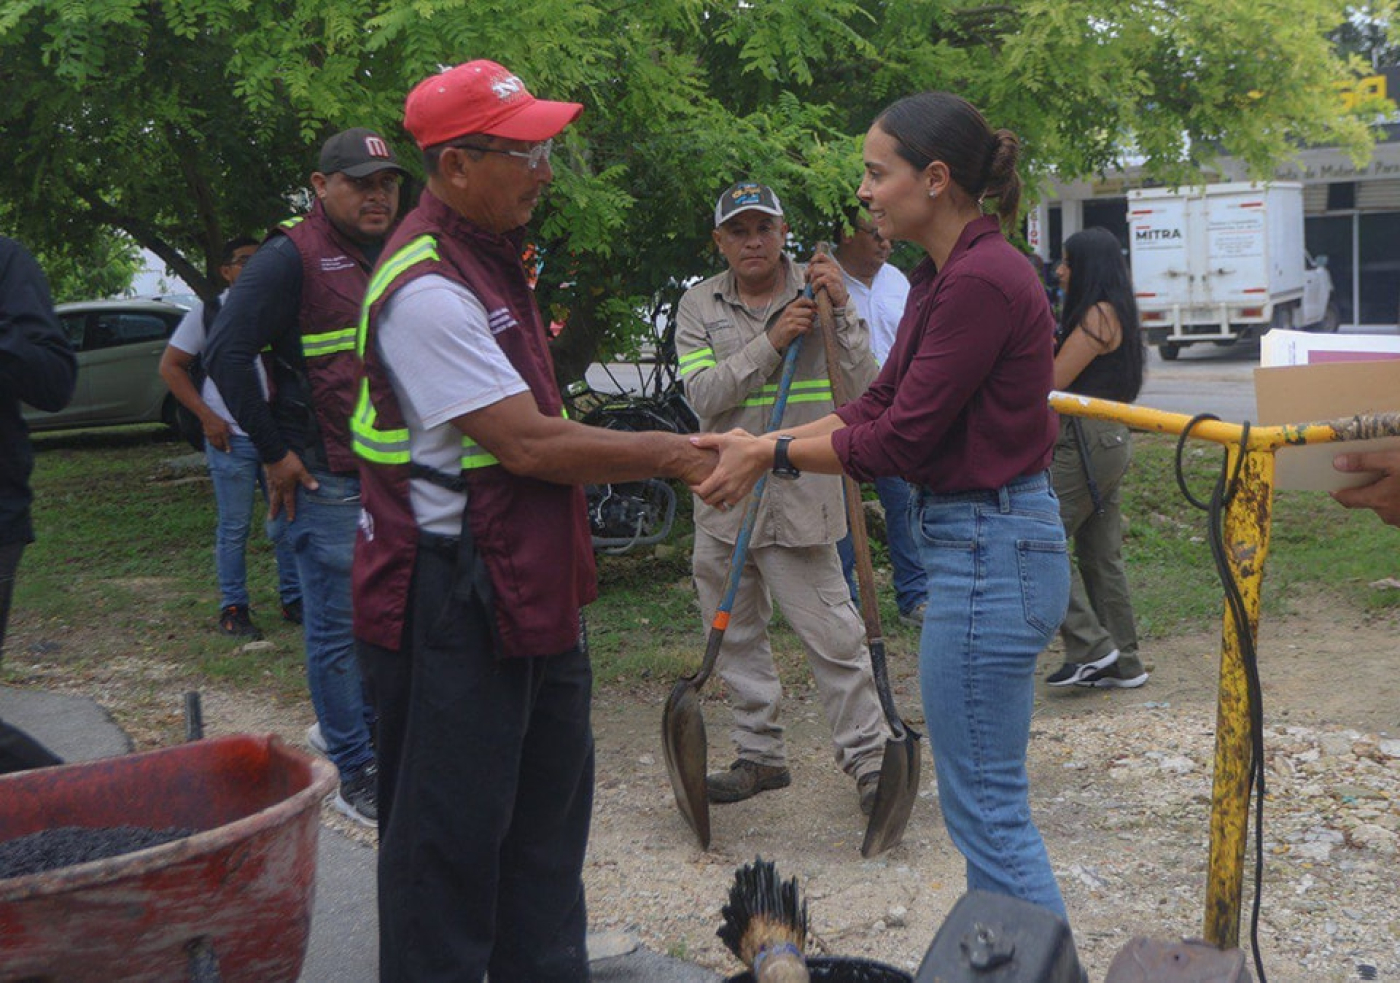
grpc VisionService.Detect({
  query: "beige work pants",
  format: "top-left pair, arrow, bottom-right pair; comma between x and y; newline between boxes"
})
693,530 -> 890,779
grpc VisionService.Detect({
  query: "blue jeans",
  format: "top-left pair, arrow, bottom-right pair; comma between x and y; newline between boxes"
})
838,477 -> 927,615
912,472 -> 1071,917
268,472 -> 373,780
205,434 -> 300,610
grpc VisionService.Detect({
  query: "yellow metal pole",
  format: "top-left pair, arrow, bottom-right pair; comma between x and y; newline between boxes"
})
1047,392 -> 1400,952
1202,445 -> 1274,948
1046,394 -> 1400,949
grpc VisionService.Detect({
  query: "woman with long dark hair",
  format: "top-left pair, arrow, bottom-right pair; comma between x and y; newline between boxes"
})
694,92 -> 1072,917
1044,227 -> 1147,690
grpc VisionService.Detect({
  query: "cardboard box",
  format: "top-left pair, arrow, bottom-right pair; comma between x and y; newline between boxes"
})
1255,330 -> 1400,491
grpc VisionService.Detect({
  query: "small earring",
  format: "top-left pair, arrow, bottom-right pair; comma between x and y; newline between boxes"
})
928,189 -> 938,199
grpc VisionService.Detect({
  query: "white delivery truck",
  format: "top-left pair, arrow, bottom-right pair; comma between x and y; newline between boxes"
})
1126,182 -> 1337,360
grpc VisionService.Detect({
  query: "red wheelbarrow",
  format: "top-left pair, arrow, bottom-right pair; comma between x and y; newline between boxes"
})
0,733 -> 337,982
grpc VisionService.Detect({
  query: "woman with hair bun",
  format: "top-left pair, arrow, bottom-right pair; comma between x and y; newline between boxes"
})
695,92 -> 1072,916
1045,227 -> 1148,692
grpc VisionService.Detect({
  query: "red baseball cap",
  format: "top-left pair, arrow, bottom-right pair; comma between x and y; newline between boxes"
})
404,60 -> 584,149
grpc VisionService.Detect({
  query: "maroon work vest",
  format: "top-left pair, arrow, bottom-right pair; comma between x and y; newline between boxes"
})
276,200 -> 372,474
353,190 -> 596,658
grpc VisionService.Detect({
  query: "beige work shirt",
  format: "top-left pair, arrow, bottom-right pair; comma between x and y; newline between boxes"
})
676,253 -> 878,547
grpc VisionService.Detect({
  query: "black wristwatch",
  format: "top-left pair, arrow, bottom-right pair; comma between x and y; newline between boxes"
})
772,435 -> 801,480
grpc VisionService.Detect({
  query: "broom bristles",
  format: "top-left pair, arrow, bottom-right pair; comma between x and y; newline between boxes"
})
717,856 -> 809,967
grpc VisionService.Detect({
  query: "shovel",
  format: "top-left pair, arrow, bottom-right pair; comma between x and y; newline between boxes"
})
662,333 -> 806,849
810,243 -> 922,857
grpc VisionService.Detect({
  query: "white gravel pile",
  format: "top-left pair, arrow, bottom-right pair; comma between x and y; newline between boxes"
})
584,701 -> 1399,983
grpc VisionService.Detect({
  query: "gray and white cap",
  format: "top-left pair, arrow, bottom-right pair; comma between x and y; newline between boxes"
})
713,181 -> 784,228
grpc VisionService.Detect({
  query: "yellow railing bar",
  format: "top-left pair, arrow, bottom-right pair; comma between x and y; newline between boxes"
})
1049,391 -> 1400,950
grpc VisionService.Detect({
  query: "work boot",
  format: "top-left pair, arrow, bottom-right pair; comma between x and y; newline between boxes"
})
858,771 -> 881,817
218,604 -> 263,640
706,758 -> 791,803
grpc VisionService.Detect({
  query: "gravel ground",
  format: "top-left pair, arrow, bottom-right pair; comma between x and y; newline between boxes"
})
584,688 -> 1399,983
8,604 -> 1398,982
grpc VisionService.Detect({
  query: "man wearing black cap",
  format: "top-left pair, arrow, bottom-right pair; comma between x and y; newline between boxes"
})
351,61 -> 713,979
206,127 -> 406,828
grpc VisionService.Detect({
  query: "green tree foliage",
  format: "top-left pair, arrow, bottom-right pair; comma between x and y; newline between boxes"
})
1,204 -> 142,301
38,235 -> 144,303
0,0 -> 1379,381
1332,2 -> 1399,67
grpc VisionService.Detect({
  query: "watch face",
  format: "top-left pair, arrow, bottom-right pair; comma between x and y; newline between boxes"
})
773,468 -> 800,480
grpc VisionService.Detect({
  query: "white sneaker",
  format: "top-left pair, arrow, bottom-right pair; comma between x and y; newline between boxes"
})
306,722 -> 328,756
1078,663 -> 1150,689
1047,648 -> 1120,687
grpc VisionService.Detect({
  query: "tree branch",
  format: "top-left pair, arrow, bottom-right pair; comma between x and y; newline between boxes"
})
70,184 -> 213,300
165,121 -> 225,285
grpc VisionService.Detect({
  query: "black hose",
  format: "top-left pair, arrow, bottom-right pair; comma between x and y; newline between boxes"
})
1174,415 -> 1268,983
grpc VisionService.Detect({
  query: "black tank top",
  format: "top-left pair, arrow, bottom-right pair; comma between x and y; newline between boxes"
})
1055,320 -> 1142,403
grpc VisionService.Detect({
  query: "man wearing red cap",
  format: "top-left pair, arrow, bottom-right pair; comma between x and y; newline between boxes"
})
352,61 -> 713,980
206,127 -> 407,828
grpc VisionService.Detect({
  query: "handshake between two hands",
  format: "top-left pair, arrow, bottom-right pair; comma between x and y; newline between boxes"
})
676,429 -> 774,512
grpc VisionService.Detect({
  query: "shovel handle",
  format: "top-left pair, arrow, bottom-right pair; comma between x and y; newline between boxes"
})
810,243 -> 881,636
811,245 -> 912,736
691,334 -> 805,690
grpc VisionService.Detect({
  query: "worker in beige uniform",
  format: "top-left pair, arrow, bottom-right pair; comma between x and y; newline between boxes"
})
675,180 -> 891,817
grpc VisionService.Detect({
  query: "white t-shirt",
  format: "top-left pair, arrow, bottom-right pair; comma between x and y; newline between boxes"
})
842,262 -> 911,367
168,293 -> 270,437
377,274 -> 530,535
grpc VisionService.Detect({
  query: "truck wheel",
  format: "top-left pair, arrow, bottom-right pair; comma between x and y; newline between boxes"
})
1159,342 -> 1181,361
1316,303 -> 1340,333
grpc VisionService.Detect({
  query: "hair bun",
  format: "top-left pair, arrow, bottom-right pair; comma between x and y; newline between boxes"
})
982,128 -> 1022,224
987,130 -> 1020,182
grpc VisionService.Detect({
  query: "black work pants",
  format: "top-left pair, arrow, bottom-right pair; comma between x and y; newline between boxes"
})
0,540 -> 24,660
0,541 -> 60,775
360,535 -> 594,982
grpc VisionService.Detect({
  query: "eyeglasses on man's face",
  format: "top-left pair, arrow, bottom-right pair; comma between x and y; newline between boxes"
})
854,222 -> 885,243
469,139 -> 554,171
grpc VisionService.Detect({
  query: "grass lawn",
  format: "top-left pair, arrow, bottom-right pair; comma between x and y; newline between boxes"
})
8,426 -> 1397,696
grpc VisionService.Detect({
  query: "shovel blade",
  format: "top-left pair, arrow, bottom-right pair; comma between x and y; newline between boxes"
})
860,732 -> 921,858
661,677 -> 711,849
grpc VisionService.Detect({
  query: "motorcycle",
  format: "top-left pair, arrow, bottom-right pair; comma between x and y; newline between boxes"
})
563,338 -> 699,555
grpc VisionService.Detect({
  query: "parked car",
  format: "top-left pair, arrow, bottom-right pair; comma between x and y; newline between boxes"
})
22,298 -> 191,433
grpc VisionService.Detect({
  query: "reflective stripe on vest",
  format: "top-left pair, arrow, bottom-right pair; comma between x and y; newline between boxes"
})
351,234 -> 500,470
740,378 -> 832,409
303,326 -> 357,357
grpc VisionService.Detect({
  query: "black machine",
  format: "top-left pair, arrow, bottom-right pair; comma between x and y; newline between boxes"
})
914,891 -> 1085,983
